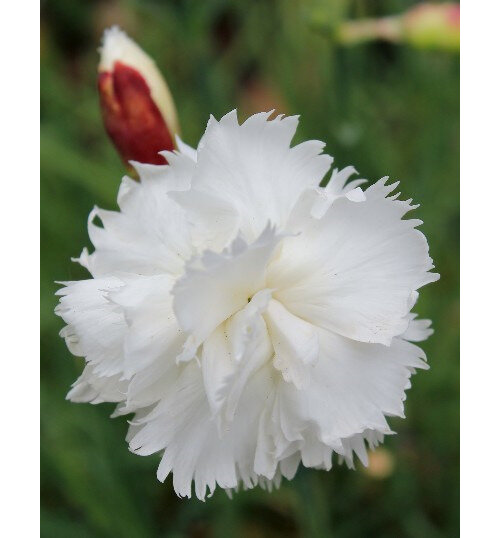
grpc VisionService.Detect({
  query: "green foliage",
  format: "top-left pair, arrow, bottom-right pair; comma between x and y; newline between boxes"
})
41,1 -> 459,536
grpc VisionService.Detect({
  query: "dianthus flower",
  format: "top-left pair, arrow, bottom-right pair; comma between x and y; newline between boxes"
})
56,111 -> 438,499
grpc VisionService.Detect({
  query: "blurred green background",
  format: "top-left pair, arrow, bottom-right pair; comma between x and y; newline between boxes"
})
40,0 -> 459,536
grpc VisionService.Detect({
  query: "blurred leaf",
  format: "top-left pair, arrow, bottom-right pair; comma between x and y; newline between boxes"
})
41,127 -> 121,206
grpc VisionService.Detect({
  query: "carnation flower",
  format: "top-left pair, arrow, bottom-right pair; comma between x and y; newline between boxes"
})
56,110 -> 439,499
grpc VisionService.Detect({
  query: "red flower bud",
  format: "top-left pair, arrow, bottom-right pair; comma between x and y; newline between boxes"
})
98,27 -> 179,167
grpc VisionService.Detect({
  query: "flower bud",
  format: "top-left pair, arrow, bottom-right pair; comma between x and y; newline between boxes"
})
98,26 -> 179,166
403,3 -> 460,51
335,3 -> 459,52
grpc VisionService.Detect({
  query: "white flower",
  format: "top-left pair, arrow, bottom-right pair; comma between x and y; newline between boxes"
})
56,111 -> 439,500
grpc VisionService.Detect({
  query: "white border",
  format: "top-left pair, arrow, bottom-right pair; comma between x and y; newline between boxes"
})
461,1 -> 500,535
1,2 -> 40,535
0,0 -> 490,534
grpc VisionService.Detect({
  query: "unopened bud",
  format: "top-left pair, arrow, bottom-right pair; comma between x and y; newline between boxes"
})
335,3 -> 459,52
98,26 -> 179,167
403,3 -> 459,51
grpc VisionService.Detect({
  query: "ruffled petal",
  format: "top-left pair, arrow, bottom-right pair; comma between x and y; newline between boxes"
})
173,225 -> 283,362
108,274 -> 183,378
173,110 -> 332,242
201,325 -> 235,414
56,277 -> 127,377
264,299 -> 319,389
402,314 -> 434,342
275,328 -> 428,450
81,158 -> 193,278
270,178 -> 439,345
67,364 -> 127,404
129,360 -> 276,500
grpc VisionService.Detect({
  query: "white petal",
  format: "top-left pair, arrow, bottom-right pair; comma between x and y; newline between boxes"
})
299,436 -> 333,470
85,156 -> 193,278
173,225 -> 282,362
175,135 -> 198,162
223,314 -> 274,423
264,299 -> 319,389
340,429 -> 386,468
176,111 -> 332,241
130,360 -> 275,500
123,358 -> 179,414
108,274 -> 183,378
67,364 -> 127,404
402,314 -> 434,342
254,406 -> 279,479
170,189 -> 240,251
226,289 -> 273,362
278,451 -> 301,480
270,178 -> 439,345
308,166 -> 366,221
55,277 -> 126,377
275,328 -> 428,453
201,325 -> 235,414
